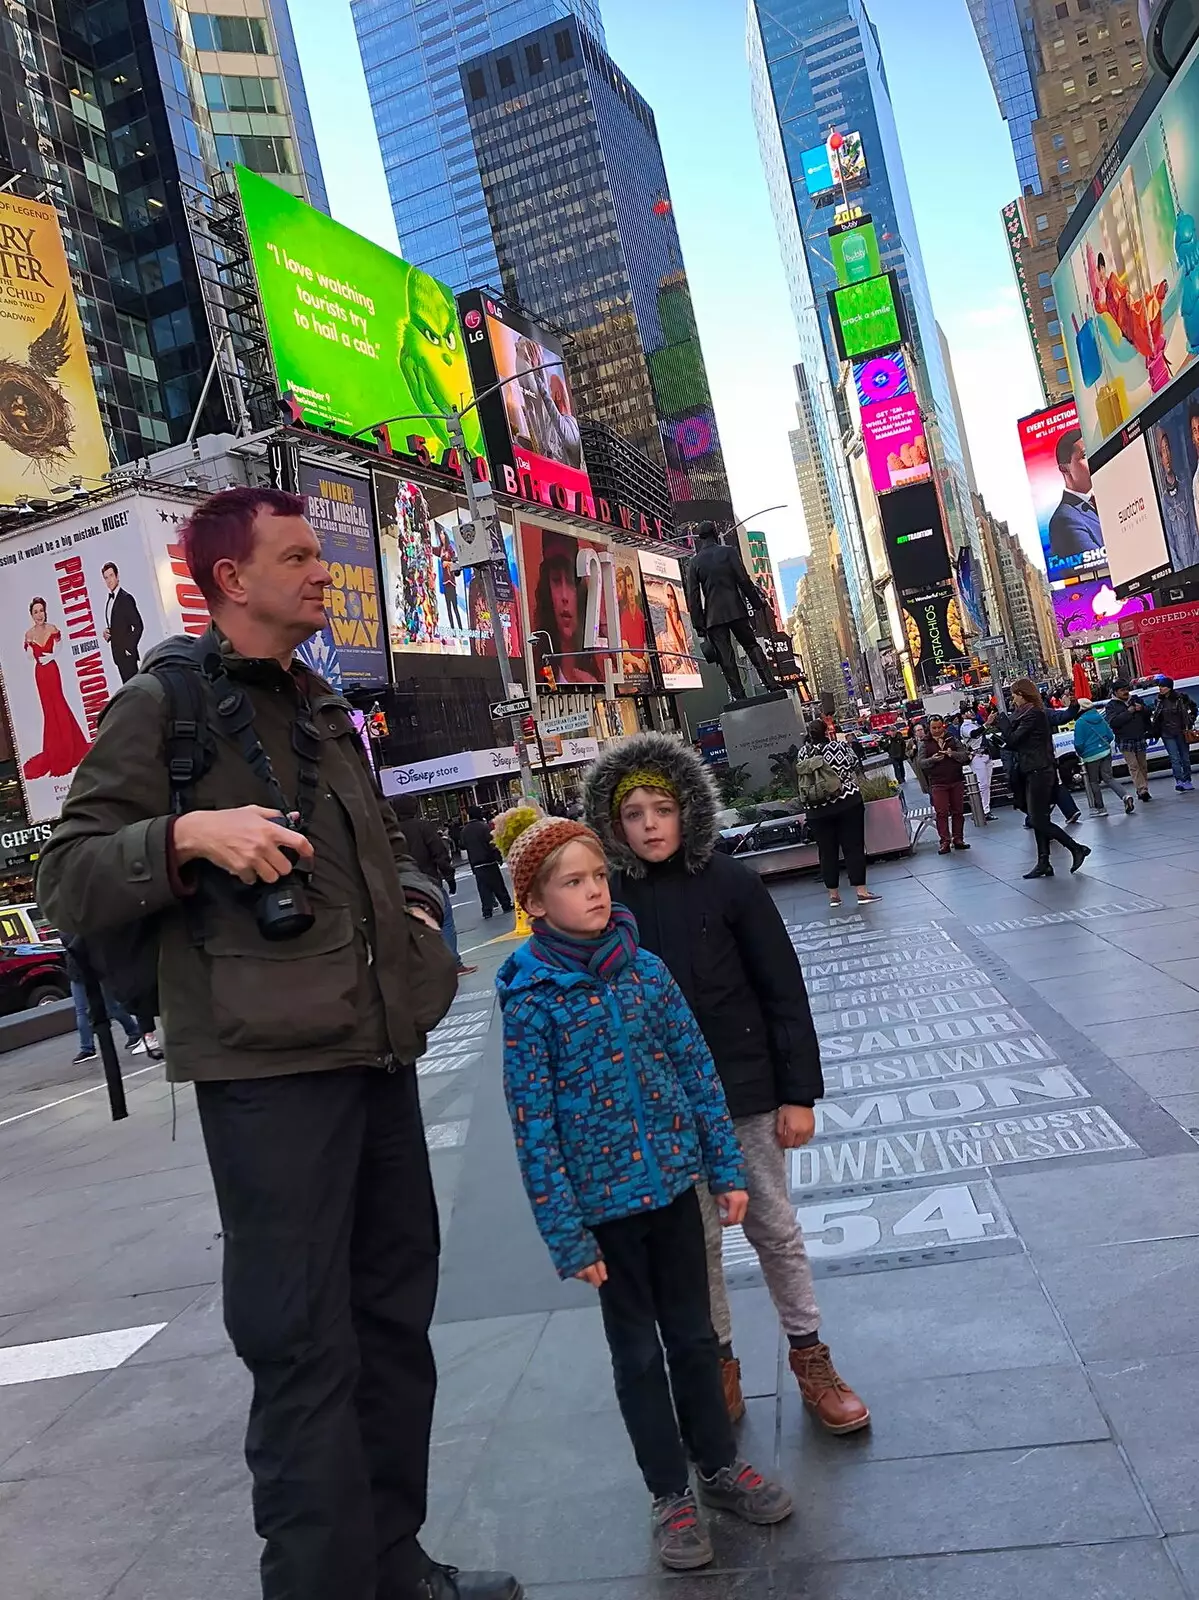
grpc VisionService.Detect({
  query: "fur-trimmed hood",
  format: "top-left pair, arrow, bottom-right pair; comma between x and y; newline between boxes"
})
583,732 -> 720,879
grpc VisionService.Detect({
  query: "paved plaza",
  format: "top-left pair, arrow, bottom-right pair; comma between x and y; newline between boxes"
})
4,781 -> 1199,1598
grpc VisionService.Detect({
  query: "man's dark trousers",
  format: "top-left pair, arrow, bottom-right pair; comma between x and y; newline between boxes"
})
473,862 -> 512,917
196,1066 -> 439,1600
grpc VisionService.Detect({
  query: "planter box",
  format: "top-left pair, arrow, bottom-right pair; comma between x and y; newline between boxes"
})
719,794 -> 912,880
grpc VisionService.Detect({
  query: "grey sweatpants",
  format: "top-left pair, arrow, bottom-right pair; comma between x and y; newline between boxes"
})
699,1110 -> 821,1343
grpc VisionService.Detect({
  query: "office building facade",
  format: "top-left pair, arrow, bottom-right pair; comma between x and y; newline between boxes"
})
970,0 -> 1149,401
351,0 -> 604,294
0,0 -> 325,467
461,16 -> 731,511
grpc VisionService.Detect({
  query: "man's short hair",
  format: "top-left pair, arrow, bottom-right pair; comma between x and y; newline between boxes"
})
101,562 -> 118,580
181,486 -> 305,607
1055,428 -> 1083,470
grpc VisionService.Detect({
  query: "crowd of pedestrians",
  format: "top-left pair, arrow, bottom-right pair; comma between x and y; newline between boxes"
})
31,484 -> 1199,1596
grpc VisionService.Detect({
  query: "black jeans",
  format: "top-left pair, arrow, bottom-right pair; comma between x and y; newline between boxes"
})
196,1067 -> 440,1600
808,796 -> 867,890
594,1187 -> 735,1498
1025,767 -> 1078,865
472,862 -> 512,916
892,757 -> 906,785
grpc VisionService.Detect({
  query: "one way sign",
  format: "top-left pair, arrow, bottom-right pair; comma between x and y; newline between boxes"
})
490,695 -> 533,720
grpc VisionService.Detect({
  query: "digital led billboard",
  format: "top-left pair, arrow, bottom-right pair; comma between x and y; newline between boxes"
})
901,585 -> 968,684
829,273 -> 903,362
458,290 -> 591,508
1145,377 -> 1199,577
880,481 -> 952,598
1053,34 -> 1199,459
862,395 -> 930,495
236,166 -> 484,463
854,352 -> 910,408
1017,401 -> 1108,583
801,132 -> 868,206
638,549 -> 702,691
296,463 -> 388,690
830,219 -> 882,286
1091,435 -> 1172,596
0,193 -> 109,503
1052,576 -> 1152,639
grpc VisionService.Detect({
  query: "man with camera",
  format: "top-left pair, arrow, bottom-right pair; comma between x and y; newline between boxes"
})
37,487 -> 521,1600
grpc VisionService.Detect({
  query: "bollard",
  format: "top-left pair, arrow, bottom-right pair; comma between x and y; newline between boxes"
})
965,769 -> 987,829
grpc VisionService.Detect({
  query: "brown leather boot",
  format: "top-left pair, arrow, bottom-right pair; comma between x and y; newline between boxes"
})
720,1356 -> 746,1423
789,1342 -> 870,1434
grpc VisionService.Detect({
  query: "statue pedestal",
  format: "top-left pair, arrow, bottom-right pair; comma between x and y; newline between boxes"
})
720,693 -> 805,791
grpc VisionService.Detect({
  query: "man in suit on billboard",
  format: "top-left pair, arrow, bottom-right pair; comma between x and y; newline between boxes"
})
101,562 -> 145,683
1048,429 -> 1104,562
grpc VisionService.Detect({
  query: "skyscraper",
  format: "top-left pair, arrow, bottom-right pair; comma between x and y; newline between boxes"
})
747,0 -> 980,595
460,16 -> 731,511
0,1 -> 326,465
970,0 -> 1150,401
351,0 -> 604,294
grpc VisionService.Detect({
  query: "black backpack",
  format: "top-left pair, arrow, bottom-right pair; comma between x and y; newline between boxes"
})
88,636 -> 216,1015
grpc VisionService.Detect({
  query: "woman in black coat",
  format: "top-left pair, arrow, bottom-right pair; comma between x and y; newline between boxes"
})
989,679 -> 1090,879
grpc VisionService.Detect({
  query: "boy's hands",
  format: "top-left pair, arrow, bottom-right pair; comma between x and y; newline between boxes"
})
777,1105 -> 816,1148
576,1261 -> 608,1287
718,1190 -> 749,1227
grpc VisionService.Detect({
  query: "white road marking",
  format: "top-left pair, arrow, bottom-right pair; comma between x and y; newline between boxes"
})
0,1323 -> 167,1387
426,1120 -> 468,1150
418,1053 -> 482,1077
0,1064 -> 160,1132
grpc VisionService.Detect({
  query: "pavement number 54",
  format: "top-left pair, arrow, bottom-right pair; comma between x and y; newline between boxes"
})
796,1184 -> 1000,1258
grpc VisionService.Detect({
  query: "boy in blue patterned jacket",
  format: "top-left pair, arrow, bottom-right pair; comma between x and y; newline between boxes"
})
495,809 -> 793,1571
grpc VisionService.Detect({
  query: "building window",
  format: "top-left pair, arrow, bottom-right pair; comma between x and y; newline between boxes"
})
1058,156 -> 1071,172
1053,37 -> 1066,51
1130,56 -> 1143,73
1048,319 -> 1062,335
1057,367 -> 1071,384
467,69 -> 486,101
1043,295 -> 1057,310
1038,271 -> 1053,287
1072,125 -> 1086,141
1052,342 -> 1066,360
1077,27 -> 1088,42
1053,131 -> 1066,149
1107,62 -> 1120,77
496,55 -> 514,88
1055,2 -> 1069,16
1098,115 -> 1109,131
555,29 -> 575,62
525,42 -> 544,73
1120,8 -> 1132,23
190,13 -> 271,54
1077,0 -> 1091,8
1086,69 -> 1098,85
1035,213 -> 1051,231
1063,76 -> 1077,94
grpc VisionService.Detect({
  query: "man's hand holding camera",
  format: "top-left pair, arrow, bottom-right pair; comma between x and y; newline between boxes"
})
174,806 -> 313,886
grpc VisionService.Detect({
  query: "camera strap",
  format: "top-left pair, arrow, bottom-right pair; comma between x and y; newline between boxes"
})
195,631 -> 322,835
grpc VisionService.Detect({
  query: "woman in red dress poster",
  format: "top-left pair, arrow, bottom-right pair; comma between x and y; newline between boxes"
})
22,597 -> 90,780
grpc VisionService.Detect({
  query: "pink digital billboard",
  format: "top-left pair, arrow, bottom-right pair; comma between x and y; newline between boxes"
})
862,395 -> 931,496
1052,576 -> 1153,639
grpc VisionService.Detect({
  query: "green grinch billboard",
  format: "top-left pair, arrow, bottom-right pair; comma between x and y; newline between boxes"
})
235,167 -> 484,461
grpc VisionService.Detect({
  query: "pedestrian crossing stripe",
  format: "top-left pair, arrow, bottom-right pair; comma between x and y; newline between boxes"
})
426,1120 -> 468,1150
417,1053 -> 481,1076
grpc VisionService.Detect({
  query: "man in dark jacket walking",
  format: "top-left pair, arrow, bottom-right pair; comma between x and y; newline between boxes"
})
886,727 -> 909,785
461,805 -> 513,918
585,732 -> 869,1436
1150,676 -> 1197,791
683,523 -> 779,702
1107,682 -> 1155,800
392,797 -> 476,975
919,716 -> 971,853
37,488 -> 514,1600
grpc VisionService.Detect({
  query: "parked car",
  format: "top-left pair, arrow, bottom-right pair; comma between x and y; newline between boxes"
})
0,903 -> 59,946
0,943 -> 70,1014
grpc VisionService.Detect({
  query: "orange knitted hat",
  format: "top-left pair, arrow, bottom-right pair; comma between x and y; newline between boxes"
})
493,806 -> 605,911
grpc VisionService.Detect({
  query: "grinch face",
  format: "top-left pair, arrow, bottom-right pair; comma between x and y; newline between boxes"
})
401,274 -> 468,414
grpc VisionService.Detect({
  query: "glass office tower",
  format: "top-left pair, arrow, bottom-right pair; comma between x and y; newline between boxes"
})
967,0 -> 1042,195
462,16 -> 731,510
748,0 -> 978,588
352,0 -> 604,293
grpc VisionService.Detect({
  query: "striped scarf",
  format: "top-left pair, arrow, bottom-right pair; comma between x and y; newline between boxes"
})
530,903 -> 638,981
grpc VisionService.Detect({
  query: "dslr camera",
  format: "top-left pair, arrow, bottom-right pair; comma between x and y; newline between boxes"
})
254,816 -> 315,941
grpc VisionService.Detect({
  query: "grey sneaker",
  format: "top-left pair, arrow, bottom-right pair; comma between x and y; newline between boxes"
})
698,1460 -> 793,1525
652,1490 -> 713,1570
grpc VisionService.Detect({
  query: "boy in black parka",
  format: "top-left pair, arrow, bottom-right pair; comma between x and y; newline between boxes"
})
584,733 -> 869,1434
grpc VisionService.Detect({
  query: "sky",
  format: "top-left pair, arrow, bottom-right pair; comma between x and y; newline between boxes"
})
287,0 -> 1048,567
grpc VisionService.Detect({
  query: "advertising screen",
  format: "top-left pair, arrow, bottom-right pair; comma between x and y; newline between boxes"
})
1145,378 -> 1199,577
854,352 -> 910,408
236,166 -> 484,463
862,395 -> 931,495
1052,576 -> 1153,639
801,132 -> 867,205
1053,34 -> 1199,458
802,144 -> 836,200
0,193 -> 109,503
830,219 -> 882,286
829,273 -> 903,361
637,549 -> 702,691
1091,435 -> 1171,595
296,463 -> 388,690
1017,401 -> 1107,581
0,494 -> 209,822
880,482 -> 952,598
519,522 -> 648,691
900,585 -> 968,684
374,473 -> 522,660
458,291 -> 591,507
